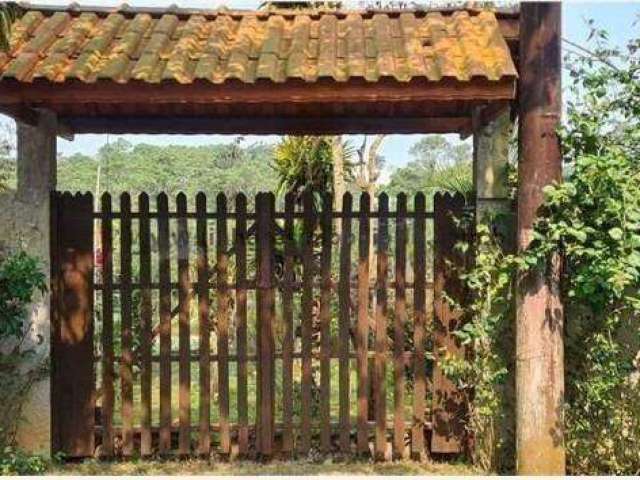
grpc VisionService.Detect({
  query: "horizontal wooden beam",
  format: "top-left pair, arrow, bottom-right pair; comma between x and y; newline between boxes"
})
0,77 -> 516,106
0,105 -> 74,140
60,115 -> 471,135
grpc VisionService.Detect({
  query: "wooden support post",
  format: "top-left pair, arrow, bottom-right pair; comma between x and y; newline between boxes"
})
432,193 -> 468,454
50,192 -> 94,457
256,192 -> 276,457
517,2 -> 565,474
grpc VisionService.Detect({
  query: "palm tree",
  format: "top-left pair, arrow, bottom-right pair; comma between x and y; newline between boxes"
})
0,3 -> 18,53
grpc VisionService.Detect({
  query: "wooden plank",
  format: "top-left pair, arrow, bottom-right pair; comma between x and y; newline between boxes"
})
393,193 -> 408,459
157,192 -> 172,454
357,192 -> 371,455
319,193 -> 333,453
6,77 -> 517,108
138,192 -> 153,457
177,193 -> 191,455
432,192 -> 467,454
235,193 -> 249,456
338,192 -> 353,454
411,192 -> 427,460
300,190 -> 315,454
256,192 -> 276,457
120,193 -> 134,456
281,192 -> 295,455
196,192 -> 211,456
374,193 -> 389,461
99,193 -> 114,457
216,193 -> 231,455
63,115 -> 473,136
51,192 -> 95,457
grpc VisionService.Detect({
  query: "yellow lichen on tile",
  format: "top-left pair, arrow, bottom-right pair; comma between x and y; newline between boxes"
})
2,7 -> 517,85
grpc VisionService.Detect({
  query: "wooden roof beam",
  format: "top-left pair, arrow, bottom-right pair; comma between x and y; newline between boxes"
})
0,106 -> 74,141
59,115 -> 472,135
0,77 -> 516,107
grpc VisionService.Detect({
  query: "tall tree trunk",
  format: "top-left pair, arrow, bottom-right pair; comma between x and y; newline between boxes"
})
332,136 -> 346,209
366,135 -> 385,281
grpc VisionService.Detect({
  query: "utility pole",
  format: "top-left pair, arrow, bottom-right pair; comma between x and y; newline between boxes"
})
517,2 -> 565,474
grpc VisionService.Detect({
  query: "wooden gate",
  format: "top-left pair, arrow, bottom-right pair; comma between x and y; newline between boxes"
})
51,190 -> 472,460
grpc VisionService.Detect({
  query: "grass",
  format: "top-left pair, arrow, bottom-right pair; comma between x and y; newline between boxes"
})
50,458 -> 478,476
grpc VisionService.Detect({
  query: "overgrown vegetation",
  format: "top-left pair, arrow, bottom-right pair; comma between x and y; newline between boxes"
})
445,23 -> 640,474
0,250 -> 48,474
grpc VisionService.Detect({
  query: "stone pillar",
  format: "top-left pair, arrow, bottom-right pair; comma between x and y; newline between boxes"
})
0,111 -> 57,455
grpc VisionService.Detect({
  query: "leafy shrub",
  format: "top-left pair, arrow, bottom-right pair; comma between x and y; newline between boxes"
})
0,251 -> 46,338
0,250 -> 48,474
0,445 -> 48,475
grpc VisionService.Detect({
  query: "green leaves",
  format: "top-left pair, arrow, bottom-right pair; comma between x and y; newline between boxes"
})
608,227 -> 624,241
0,251 -> 46,340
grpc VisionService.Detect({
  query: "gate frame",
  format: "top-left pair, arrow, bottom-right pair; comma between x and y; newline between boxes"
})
2,3 -> 565,473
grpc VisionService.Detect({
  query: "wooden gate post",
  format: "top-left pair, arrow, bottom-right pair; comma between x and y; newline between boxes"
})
432,192 -> 470,454
51,192 -> 95,457
517,2 -> 565,474
255,192 -> 276,457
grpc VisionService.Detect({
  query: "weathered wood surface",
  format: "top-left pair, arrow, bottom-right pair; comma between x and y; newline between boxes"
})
50,191 -> 471,459
157,193 -> 172,454
432,192 -> 468,454
51,192 -> 95,457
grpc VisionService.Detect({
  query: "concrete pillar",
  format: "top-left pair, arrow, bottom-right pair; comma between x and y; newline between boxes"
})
473,109 -> 513,219
517,2 -> 565,474
0,111 -> 57,455
472,108 -> 516,471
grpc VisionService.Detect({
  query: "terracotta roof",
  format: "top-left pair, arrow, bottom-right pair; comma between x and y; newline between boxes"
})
0,4 -> 517,85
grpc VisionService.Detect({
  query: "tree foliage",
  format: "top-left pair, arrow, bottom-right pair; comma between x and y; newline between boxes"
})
387,135 -> 472,198
57,139 -> 279,199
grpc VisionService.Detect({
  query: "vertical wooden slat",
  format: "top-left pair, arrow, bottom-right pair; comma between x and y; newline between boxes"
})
51,192 -> 94,457
217,193 -> 231,455
120,192 -> 134,457
374,193 -> 389,460
157,192 -> 172,454
319,193 -> 333,453
300,190 -> 315,454
357,192 -> 370,455
50,191 -> 60,454
412,192 -> 427,460
139,192 -> 152,457
338,192 -> 353,453
393,193 -> 408,459
177,193 -> 191,455
100,193 -> 114,457
256,192 -> 276,457
432,192 -> 467,454
281,192 -> 295,455
196,192 -> 210,456
235,194 -> 249,456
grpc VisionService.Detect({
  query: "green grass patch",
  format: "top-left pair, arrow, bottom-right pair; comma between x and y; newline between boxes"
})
50,458 -> 477,476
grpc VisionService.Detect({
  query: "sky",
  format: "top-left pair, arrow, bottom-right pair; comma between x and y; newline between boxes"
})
2,1 -> 639,174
